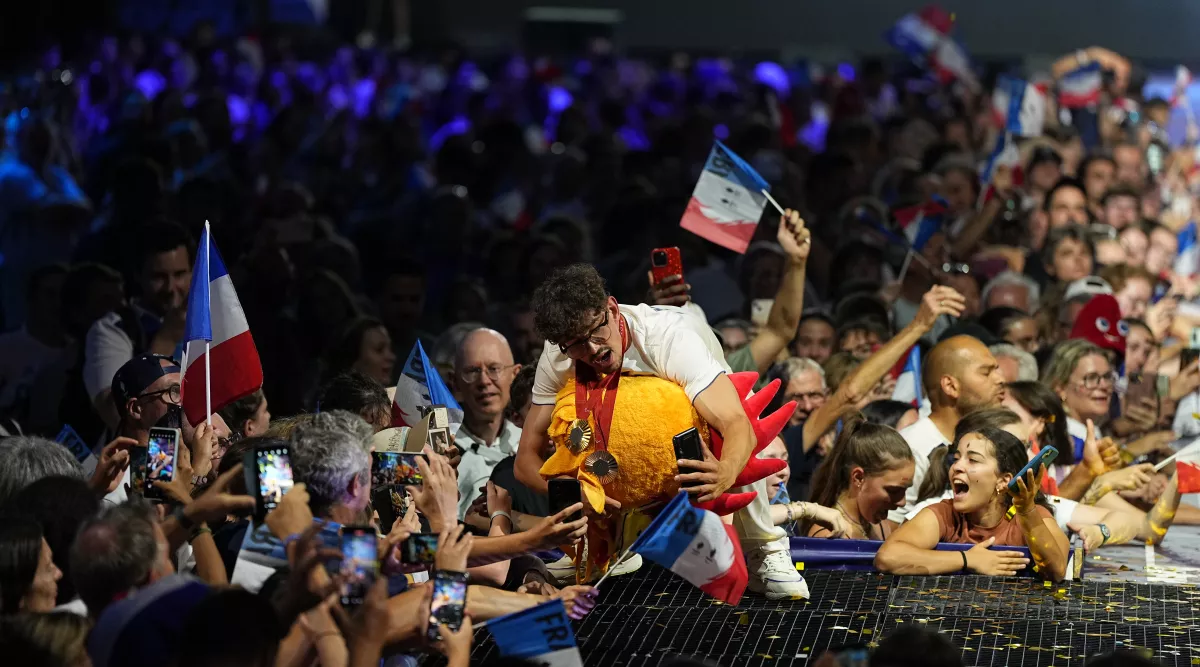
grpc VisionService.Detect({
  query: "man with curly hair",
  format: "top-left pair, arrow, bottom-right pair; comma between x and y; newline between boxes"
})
515,213 -> 812,599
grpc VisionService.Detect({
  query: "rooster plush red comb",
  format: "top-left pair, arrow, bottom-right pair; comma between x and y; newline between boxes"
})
692,371 -> 795,516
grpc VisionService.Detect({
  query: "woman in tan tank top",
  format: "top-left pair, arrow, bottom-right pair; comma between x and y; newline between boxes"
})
874,427 -> 1070,581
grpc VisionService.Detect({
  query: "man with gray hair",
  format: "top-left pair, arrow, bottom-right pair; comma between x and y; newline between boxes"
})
989,343 -> 1039,383
0,434 -> 133,505
288,410 -> 374,524
452,328 -> 522,524
981,271 -> 1041,313
70,501 -> 175,618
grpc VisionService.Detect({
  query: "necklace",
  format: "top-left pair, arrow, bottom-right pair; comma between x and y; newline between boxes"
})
836,500 -> 877,539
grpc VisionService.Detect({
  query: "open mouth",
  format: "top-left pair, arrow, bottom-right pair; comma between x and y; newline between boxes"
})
593,349 -> 614,367
951,479 -> 970,500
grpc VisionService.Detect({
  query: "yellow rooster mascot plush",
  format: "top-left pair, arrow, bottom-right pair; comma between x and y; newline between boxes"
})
539,371 -> 793,582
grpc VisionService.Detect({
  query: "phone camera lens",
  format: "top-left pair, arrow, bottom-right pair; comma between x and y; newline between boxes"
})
652,251 -> 667,266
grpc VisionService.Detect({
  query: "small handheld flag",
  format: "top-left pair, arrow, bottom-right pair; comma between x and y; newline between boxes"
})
391,341 -> 464,434
680,141 -> 771,253
487,599 -> 583,667
628,491 -> 749,605
181,222 -> 263,427
891,346 -> 923,408
992,76 -> 1046,138
1059,62 -> 1103,109
885,5 -> 978,90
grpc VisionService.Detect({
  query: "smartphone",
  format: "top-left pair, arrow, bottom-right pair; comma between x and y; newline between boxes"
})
1008,446 -> 1058,492
128,446 -> 148,498
750,299 -> 773,327
650,247 -> 683,286
244,444 -> 295,519
401,532 -> 439,564
548,478 -> 582,522
371,452 -> 426,487
339,526 -> 379,607
1125,373 -> 1161,414
673,428 -> 704,482
144,427 -> 180,500
1182,328 -> 1200,370
427,570 -> 468,642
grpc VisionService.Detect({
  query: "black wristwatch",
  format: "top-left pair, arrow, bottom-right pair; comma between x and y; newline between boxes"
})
1098,523 -> 1111,546
172,505 -> 197,532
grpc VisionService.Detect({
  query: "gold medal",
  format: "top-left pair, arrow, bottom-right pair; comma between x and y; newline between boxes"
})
568,418 -> 592,454
583,450 -> 619,485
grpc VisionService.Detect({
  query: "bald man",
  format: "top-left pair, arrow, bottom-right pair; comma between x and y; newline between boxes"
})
889,335 -> 1007,523
452,328 -> 523,521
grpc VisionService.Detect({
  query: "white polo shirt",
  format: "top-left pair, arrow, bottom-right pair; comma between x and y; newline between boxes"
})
889,416 -> 951,523
455,419 -> 522,519
532,303 -> 728,407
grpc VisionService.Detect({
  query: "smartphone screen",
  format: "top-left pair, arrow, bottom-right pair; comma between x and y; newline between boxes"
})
255,446 -> 294,514
371,452 -> 426,487
340,526 -> 378,607
129,446 -> 148,498
548,478 -> 582,522
145,427 -> 179,498
427,570 -> 467,642
402,533 -> 439,564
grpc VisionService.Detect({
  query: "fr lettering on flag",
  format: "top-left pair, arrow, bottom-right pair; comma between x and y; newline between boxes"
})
488,599 -> 583,667
391,340 -> 464,434
629,491 -> 748,605
680,141 -> 770,254
180,223 -> 263,426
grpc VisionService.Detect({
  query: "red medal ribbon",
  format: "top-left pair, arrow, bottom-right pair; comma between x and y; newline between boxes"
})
574,311 -> 629,453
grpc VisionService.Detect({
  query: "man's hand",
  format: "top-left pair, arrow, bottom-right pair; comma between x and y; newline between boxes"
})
581,494 -> 622,521
274,521 -> 344,624
435,524 -> 473,573
1097,463 -> 1154,493
415,449 -> 459,533
776,209 -> 811,263
990,164 -> 1015,196
1112,398 -> 1159,436
183,464 -> 256,525
431,617 -> 474,663
348,579 -> 391,654
912,285 -> 966,333
526,504 -> 588,550
266,483 -> 313,540
675,438 -> 738,502
648,273 -> 690,307
183,421 -> 215,479
553,585 -> 599,620
151,458 -> 195,506
486,481 -> 512,517
89,436 -> 137,495
1069,523 -> 1107,552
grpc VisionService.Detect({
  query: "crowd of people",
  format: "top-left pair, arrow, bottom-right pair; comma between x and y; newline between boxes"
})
1,18 -> 1199,667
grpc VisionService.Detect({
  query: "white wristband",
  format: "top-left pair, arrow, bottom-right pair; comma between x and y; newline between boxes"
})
490,510 -> 513,525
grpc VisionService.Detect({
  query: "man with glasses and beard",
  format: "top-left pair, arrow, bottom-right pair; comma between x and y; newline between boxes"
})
515,262 -> 809,599
107,354 -> 224,502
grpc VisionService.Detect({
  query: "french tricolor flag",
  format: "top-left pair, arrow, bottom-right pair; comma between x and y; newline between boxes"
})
885,5 -> 977,91
488,599 -> 582,667
891,346 -> 923,407
1175,221 -> 1198,277
629,491 -> 748,605
181,223 -> 263,427
893,197 -> 948,252
391,340 -> 463,435
1058,62 -> 1103,109
679,141 -> 770,254
992,76 -> 1046,137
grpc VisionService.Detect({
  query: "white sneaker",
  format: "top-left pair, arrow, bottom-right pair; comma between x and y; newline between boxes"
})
747,547 -> 810,600
545,553 -> 643,584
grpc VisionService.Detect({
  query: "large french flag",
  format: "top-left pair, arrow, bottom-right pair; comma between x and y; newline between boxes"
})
630,491 -> 748,605
488,599 -> 582,667
181,223 -> 263,427
885,5 -> 977,90
391,340 -> 463,435
891,346 -> 923,407
680,141 -> 770,254
1059,62 -> 1103,109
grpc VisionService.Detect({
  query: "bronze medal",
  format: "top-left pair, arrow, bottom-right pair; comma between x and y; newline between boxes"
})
583,450 -> 619,485
568,418 -> 592,454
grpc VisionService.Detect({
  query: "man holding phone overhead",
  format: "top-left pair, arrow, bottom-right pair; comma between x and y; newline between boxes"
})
516,214 -> 813,600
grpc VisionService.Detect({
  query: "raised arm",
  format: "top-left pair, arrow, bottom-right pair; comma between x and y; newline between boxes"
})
1010,469 -> 1070,582
748,210 -> 811,374
691,374 -> 758,501
803,286 -> 965,450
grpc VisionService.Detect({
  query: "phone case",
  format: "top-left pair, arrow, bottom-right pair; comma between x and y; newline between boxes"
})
650,247 -> 683,285
548,479 -> 582,520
